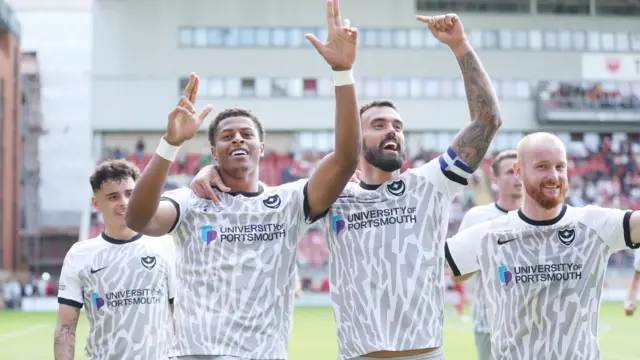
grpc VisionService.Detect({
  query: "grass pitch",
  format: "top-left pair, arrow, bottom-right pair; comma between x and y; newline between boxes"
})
0,303 -> 638,359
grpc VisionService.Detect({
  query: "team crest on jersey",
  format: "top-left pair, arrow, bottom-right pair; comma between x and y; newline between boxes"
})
557,228 -> 576,247
386,180 -> 406,197
141,256 -> 156,270
263,194 -> 282,209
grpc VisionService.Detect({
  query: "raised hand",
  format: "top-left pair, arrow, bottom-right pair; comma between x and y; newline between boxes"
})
165,72 -> 214,146
305,0 -> 358,71
416,13 -> 467,49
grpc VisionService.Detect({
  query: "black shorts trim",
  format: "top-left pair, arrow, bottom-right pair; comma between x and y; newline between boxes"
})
302,182 -> 330,224
623,211 -> 639,249
58,297 -> 83,309
445,242 -> 461,277
160,197 -> 181,233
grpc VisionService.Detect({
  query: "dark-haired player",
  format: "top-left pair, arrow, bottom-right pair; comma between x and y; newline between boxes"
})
446,132 -> 640,360
191,12 -> 503,360
124,2 -> 361,359
55,159 -> 176,360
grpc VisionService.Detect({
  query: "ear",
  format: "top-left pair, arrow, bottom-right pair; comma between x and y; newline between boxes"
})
513,161 -> 523,182
91,196 -> 100,211
259,142 -> 265,158
210,146 -> 217,161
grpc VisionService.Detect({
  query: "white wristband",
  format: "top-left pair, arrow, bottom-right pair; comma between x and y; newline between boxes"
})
333,69 -> 355,87
156,137 -> 181,162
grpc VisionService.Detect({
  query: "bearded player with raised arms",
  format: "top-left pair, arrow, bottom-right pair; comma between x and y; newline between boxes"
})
192,13 -> 503,360
125,1 -> 361,359
446,132 -> 640,360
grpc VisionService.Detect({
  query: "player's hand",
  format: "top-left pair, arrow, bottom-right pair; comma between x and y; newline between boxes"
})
165,72 -> 214,146
295,284 -> 303,299
416,13 -> 467,50
349,170 -> 362,184
624,299 -> 636,316
305,0 -> 358,71
190,165 -> 230,205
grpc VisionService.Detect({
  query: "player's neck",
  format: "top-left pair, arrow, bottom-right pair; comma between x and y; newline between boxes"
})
219,169 -> 260,193
103,224 -> 139,241
496,195 -> 522,212
520,197 -> 564,222
359,163 -> 400,186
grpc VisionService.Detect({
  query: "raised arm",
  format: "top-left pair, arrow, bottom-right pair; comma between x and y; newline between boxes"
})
125,73 -> 213,236
418,14 -> 502,170
54,305 -> 80,360
303,0 -> 361,219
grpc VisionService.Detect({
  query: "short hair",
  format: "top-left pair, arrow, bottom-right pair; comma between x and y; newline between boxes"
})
491,150 -> 518,176
359,99 -> 398,117
89,159 -> 141,192
208,108 -> 265,146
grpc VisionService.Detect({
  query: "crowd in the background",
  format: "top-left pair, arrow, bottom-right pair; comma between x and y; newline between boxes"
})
90,134 -> 640,292
539,81 -> 640,110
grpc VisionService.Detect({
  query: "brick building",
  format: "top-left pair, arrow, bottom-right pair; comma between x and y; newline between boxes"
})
0,0 -> 22,273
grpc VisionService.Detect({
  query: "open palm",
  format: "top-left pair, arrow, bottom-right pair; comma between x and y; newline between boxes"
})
305,0 -> 358,71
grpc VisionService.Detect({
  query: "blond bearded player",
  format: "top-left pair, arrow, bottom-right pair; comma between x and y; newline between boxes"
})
446,132 -> 640,360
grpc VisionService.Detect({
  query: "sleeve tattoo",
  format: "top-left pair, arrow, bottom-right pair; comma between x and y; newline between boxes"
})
54,308 -> 80,360
451,49 -> 502,170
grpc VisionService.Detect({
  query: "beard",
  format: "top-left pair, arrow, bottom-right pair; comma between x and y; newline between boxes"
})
524,178 -> 568,210
363,136 -> 407,172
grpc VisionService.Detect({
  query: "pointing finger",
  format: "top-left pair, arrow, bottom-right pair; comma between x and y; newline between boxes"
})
182,73 -> 197,102
304,34 -> 324,52
190,74 -> 200,105
333,0 -> 342,29
326,0 -> 337,30
415,15 -> 432,24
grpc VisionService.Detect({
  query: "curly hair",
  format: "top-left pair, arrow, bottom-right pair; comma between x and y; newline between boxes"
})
208,108 -> 265,146
89,159 -> 141,192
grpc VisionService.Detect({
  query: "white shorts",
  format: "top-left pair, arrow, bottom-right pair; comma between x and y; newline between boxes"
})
353,348 -> 445,360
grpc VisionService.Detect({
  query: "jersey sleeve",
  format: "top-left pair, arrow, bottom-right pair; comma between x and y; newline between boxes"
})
412,148 -> 472,199
445,222 -> 486,276
160,187 -> 192,234
586,205 -> 638,251
458,208 -> 480,232
57,246 -> 85,309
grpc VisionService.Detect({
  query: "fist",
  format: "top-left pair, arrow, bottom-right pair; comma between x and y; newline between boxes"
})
624,300 -> 636,316
416,13 -> 466,49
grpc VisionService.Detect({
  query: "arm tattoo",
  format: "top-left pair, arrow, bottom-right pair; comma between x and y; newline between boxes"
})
54,308 -> 80,360
451,49 -> 502,170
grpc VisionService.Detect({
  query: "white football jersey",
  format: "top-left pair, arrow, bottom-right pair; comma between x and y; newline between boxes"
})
58,233 -> 176,360
317,149 -> 470,359
446,205 -> 639,360
457,202 -> 509,333
634,249 -> 640,272
161,181 -> 313,359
